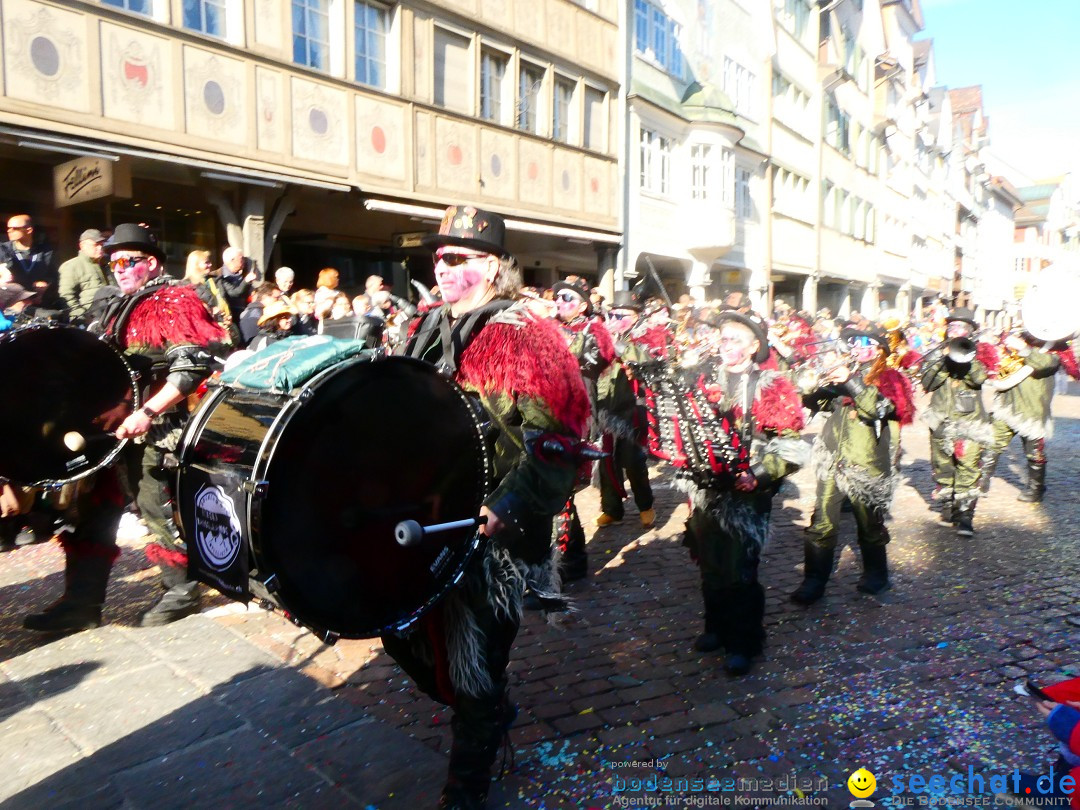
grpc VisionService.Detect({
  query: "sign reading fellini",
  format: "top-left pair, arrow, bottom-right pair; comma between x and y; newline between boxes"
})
53,156 -> 132,208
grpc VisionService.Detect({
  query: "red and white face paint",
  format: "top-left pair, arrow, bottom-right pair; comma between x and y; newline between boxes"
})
434,249 -> 492,305
110,252 -> 156,295
718,323 -> 759,373
555,290 -> 587,322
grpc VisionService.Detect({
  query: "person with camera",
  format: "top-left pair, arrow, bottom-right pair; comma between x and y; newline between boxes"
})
918,308 -> 994,536
792,326 -> 915,604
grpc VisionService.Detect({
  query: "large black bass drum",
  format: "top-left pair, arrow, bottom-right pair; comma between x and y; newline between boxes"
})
175,353 -> 490,642
0,324 -> 136,487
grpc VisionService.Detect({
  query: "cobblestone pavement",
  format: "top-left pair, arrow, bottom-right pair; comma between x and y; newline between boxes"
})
1,391 -> 1078,809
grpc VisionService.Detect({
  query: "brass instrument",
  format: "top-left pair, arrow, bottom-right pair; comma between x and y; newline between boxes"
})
793,341 -> 858,394
879,308 -> 911,370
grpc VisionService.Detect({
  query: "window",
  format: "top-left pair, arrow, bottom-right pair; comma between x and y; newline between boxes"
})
825,97 -> 850,155
823,182 -> 836,228
723,57 -> 756,119
433,28 -> 471,114
720,147 -> 734,206
480,49 -> 510,125
634,0 -> 684,79
183,0 -> 226,37
735,168 -> 752,219
777,0 -> 809,39
583,86 -> 606,151
639,129 -> 671,194
690,143 -> 711,200
517,61 -> 545,134
103,0 -> 151,14
354,1 -> 387,88
553,76 -> 575,144
293,0 -> 330,71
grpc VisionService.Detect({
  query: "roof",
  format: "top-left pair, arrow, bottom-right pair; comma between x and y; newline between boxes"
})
948,86 -> 983,113
913,39 -> 932,66
1017,183 -> 1059,202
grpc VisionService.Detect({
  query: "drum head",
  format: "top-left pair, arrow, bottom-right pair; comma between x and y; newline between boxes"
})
255,356 -> 488,638
0,326 -> 134,486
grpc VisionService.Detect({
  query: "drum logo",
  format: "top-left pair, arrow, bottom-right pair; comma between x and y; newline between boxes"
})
194,485 -> 243,571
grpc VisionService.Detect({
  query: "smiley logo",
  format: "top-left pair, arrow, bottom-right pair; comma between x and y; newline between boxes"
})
848,767 -> 876,798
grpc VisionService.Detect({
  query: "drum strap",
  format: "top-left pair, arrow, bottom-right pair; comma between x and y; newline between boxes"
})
405,299 -> 514,375
92,277 -> 173,347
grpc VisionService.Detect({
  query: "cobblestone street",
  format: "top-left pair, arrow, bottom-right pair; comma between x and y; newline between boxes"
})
1,391 -> 1078,808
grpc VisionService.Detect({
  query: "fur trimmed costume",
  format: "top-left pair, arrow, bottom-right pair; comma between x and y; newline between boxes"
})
918,342 -> 993,521
796,362 -> 914,602
985,345 -> 1060,502
391,297 -> 589,804
637,357 -> 807,671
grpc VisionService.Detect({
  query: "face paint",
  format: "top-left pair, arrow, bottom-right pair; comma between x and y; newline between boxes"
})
111,253 -> 153,294
719,324 -> 758,372
555,291 -> 586,322
435,250 -> 490,304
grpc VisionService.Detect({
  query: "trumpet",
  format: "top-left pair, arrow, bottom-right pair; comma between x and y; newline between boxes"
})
793,343 -> 859,394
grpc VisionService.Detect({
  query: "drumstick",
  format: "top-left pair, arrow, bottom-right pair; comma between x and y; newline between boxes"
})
395,516 -> 487,547
63,431 -> 116,453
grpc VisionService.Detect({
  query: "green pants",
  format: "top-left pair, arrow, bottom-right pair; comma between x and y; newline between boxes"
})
929,433 -> 983,492
806,473 -> 889,549
990,420 -> 1046,464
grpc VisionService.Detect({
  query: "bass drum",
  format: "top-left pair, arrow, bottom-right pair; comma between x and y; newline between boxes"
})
175,354 -> 490,641
0,324 -> 136,487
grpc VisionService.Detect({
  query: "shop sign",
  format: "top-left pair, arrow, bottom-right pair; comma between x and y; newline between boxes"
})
53,156 -> 132,208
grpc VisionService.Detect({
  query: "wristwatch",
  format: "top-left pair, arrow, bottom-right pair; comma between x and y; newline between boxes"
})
140,405 -> 158,419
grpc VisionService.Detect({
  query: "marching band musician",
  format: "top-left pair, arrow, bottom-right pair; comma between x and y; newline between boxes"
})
595,290 -> 655,530
792,326 -> 915,605
551,276 -> 614,581
641,311 -> 806,676
981,329 -> 1060,503
395,205 -> 590,809
918,308 -> 995,536
22,223 -> 225,633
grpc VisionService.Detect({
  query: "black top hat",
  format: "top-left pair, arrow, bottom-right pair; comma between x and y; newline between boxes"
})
946,307 -> 978,327
104,223 -> 165,261
422,205 -> 510,257
610,290 -> 643,312
701,310 -> 770,364
840,326 -> 890,354
552,277 -> 593,315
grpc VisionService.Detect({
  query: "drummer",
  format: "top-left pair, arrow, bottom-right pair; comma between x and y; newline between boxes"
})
394,205 -> 591,808
20,224 -> 225,634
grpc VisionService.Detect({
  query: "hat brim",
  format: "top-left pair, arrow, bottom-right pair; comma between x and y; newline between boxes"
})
945,315 -> 978,328
422,233 -> 511,257
103,240 -> 166,261
709,310 -> 771,363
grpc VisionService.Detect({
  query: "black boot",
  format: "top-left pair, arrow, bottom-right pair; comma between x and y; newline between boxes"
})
24,551 -> 113,633
856,544 -> 891,594
1017,462 -> 1046,503
694,587 -> 723,653
722,584 -> 765,677
955,499 -> 976,537
139,581 -> 201,627
978,452 -> 1000,494
439,689 -> 505,810
790,542 -> 835,605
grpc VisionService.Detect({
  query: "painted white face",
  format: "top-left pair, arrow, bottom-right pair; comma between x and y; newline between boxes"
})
719,323 -> 759,371
111,252 -> 155,295
434,249 -> 493,305
606,309 -> 638,335
946,320 -> 972,338
555,290 -> 588,322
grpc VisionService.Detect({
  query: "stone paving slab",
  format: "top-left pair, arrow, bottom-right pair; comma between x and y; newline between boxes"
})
0,393 -> 1079,808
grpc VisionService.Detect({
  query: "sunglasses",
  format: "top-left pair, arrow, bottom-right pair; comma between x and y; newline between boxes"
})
608,311 -> 635,321
847,336 -> 876,349
109,255 -> 149,271
436,252 -> 485,267
556,292 -> 582,304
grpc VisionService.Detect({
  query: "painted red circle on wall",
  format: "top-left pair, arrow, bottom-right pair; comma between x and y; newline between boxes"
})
527,162 -> 538,180
590,177 -> 600,193
448,144 -> 463,165
371,126 -> 386,154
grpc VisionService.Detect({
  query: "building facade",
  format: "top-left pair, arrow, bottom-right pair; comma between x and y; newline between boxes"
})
0,0 -> 622,292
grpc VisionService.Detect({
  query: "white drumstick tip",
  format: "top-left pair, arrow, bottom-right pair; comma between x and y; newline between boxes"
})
63,431 -> 87,452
